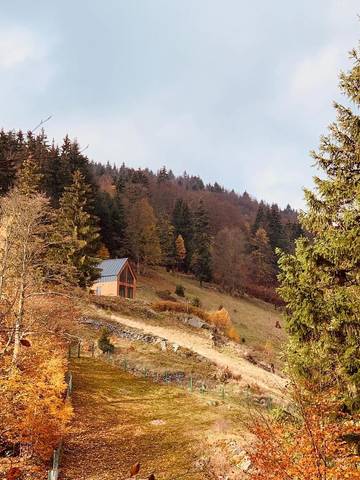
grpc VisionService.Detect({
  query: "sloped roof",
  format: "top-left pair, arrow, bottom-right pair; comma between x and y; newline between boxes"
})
97,258 -> 128,278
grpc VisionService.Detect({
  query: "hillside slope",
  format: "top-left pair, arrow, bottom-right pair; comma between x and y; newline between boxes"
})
137,268 -> 286,365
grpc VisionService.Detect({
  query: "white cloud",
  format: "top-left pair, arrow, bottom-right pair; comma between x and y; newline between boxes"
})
0,27 -> 47,70
289,45 -> 341,114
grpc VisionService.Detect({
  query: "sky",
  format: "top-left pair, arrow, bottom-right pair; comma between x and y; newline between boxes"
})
0,1 -> 359,209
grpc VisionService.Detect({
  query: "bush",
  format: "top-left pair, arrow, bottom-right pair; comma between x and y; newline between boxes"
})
244,284 -> 284,307
156,289 -> 177,302
98,328 -> 115,354
152,301 -> 240,342
191,296 -> 202,308
175,284 -> 185,297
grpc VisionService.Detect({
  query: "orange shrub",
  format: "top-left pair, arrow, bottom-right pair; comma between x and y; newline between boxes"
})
248,387 -> 360,480
152,301 -> 240,341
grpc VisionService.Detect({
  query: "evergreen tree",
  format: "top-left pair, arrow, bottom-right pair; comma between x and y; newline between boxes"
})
251,202 -> 268,235
267,204 -> 288,251
158,214 -> 175,269
17,154 -> 43,196
157,166 -> 170,183
248,228 -> 275,286
56,170 -> 100,287
278,45 -> 360,410
95,192 -> 127,257
127,198 -> 161,272
0,130 -> 20,195
172,198 -> 193,270
191,200 -> 212,286
98,328 -> 115,354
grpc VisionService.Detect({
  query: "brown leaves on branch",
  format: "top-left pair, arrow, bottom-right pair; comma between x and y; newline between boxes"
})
247,385 -> 360,480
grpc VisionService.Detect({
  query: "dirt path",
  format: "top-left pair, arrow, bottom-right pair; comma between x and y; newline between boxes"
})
62,358 -> 226,480
106,312 -> 286,398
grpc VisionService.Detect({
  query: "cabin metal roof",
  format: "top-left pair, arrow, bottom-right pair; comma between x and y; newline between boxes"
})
97,258 -> 128,279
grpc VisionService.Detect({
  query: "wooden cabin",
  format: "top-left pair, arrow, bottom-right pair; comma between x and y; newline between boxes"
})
92,258 -> 136,298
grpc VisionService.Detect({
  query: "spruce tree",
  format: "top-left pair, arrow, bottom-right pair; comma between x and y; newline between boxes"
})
158,214 -> 175,269
278,45 -> 360,410
172,198 -> 193,270
126,198 -> 161,272
56,170 -> 100,287
267,204 -> 288,251
192,200 -> 212,286
17,154 -> 43,196
249,228 -> 275,286
0,130 -> 19,195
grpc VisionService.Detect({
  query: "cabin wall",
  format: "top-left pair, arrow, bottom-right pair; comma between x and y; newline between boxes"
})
93,280 -> 118,296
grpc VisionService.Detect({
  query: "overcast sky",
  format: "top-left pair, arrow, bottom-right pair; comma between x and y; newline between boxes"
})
0,1 -> 358,208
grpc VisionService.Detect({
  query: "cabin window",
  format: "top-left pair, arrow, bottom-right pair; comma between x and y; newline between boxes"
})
119,286 -> 126,297
120,268 -> 127,283
127,269 -> 134,284
127,287 -> 134,299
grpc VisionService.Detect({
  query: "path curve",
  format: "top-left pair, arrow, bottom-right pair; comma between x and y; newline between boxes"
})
104,311 -> 287,399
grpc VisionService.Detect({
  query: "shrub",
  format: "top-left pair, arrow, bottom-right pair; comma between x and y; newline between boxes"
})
175,284 -> 185,297
191,296 -> 202,308
244,284 -> 284,307
98,328 -> 115,354
152,301 -> 239,342
156,289 -> 177,302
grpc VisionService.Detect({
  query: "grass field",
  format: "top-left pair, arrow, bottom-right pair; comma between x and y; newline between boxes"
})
62,357 -> 248,480
137,268 -> 286,362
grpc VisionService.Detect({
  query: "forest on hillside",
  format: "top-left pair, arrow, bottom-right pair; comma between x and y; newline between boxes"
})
0,131 -> 303,303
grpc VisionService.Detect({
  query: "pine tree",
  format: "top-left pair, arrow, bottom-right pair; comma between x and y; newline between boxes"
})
127,198 -> 161,272
278,45 -> 360,410
175,234 -> 186,271
56,170 -> 100,287
191,200 -> 212,286
172,198 -> 193,270
157,166 -> 170,183
95,192 -> 128,257
249,228 -> 275,286
0,130 -> 19,195
251,202 -> 268,235
158,214 -> 175,269
17,154 -> 43,196
267,204 -> 288,251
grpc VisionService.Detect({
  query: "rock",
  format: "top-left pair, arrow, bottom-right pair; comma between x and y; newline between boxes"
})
185,316 -> 205,329
160,340 -> 167,351
172,343 -> 180,352
238,456 -> 252,472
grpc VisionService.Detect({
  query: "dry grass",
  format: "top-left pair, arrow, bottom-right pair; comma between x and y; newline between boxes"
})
61,357 -> 245,480
153,301 -> 240,342
138,268 -> 286,366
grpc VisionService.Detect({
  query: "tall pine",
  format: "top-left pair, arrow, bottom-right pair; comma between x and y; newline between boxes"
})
17,153 -> 43,196
278,45 -> 360,410
192,200 -> 212,286
56,170 -> 100,287
172,198 -> 193,270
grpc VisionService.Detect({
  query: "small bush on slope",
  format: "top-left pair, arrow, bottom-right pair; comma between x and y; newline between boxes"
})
152,301 -> 239,341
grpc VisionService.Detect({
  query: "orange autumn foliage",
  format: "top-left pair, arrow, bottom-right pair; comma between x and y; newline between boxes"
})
248,387 -> 360,480
152,301 -> 239,341
0,296 -> 77,461
0,335 -> 73,460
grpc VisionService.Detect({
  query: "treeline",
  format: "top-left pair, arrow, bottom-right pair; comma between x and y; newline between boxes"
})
0,129 -> 303,302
